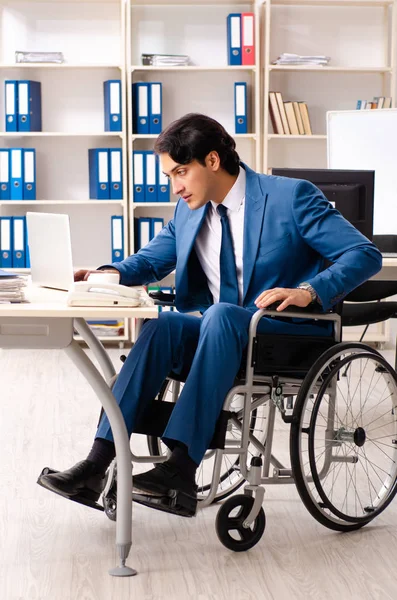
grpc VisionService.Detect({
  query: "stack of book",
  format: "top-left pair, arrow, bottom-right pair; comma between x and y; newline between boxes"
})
85,320 -> 125,337
141,53 -> 190,67
356,97 -> 392,109
269,92 -> 312,135
272,53 -> 330,66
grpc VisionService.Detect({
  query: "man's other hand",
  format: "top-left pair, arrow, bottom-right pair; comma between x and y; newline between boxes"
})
255,287 -> 312,312
73,268 -> 120,282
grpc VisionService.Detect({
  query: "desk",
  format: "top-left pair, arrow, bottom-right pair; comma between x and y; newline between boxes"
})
373,258 -> 397,281
0,286 -> 158,577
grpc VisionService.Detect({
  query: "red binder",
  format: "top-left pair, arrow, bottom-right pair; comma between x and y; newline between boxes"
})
241,13 -> 255,66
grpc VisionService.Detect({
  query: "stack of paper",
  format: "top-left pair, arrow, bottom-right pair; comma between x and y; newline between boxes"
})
15,51 -> 64,64
0,270 -> 27,303
141,53 -> 190,67
272,53 -> 330,66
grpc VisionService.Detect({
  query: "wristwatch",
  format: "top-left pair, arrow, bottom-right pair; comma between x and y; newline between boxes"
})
298,282 -> 319,304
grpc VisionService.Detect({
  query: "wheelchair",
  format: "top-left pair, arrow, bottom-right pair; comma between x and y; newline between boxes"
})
101,293 -> 397,552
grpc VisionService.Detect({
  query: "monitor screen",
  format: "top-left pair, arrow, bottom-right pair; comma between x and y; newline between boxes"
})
271,168 -> 375,241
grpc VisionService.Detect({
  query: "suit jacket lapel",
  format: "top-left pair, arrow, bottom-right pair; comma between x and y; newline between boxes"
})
242,165 -> 267,302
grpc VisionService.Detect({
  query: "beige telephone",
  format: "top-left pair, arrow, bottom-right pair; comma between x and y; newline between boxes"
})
67,281 -> 154,307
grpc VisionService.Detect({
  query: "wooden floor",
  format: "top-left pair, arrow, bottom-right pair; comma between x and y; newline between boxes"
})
1,346 -> 397,600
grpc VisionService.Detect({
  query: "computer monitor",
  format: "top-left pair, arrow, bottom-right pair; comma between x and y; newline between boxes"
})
271,168 -> 375,241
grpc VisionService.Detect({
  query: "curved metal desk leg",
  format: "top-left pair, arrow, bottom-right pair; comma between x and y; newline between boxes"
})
64,339 -> 137,578
74,318 -> 116,385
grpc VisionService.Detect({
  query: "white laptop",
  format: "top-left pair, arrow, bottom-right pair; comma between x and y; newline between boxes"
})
26,212 -> 74,291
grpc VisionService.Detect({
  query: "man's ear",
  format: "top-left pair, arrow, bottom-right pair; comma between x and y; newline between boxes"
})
205,151 -> 221,172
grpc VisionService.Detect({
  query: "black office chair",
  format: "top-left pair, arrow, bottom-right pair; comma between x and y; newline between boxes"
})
342,280 -> 397,369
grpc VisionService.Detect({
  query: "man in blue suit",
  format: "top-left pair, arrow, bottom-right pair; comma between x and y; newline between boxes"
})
39,113 -> 382,515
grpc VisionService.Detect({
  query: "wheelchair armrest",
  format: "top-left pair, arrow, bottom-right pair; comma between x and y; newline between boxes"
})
148,290 -> 176,307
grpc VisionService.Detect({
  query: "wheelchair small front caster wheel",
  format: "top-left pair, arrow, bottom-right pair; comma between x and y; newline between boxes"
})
103,495 -> 117,521
215,494 -> 266,552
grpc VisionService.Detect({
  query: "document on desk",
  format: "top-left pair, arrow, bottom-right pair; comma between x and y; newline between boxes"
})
0,270 -> 28,302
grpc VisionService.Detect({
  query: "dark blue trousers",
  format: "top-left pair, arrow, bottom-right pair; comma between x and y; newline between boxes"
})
96,303 -> 330,464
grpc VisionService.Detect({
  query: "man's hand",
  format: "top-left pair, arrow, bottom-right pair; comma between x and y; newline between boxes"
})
73,268 -> 120,282
255,287 -> 312,312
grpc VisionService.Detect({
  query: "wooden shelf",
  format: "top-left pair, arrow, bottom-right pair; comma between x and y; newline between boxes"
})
271,0 -> 393,6
131,65 -> 256,72
269,66 -> 392,72
0,63 -> 121,69
133,202 -> 178,208
0,132 -> 123,138
268,134 -> 327,139
0,200 -> 124,206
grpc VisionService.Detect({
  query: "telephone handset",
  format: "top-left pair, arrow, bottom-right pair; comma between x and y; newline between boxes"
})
67,281 -> 155,307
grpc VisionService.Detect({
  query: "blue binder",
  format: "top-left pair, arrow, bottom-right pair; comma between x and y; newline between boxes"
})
227,14 -> 242,65
0,216 -> 13,268
111,215 -> 124,262
234,82 -> 247,133
104,80 -> 122,132
150,217 -> 164,239
144,151 -> 157,202
157,156 -> 170,202
149,82 -> 162,134
18,81 -> 42,132
24,216 -> 30,268
109,148 -> 123,200
132,151 -> 146,202
12,216 -> 26,268
5,81 -> 18,132
0,149 -> 10,200
23,149 -> 36,200
132,82 -> 149,134
10,148 -> 24,200
136,217 -> 151,250
89,149 -> 110,199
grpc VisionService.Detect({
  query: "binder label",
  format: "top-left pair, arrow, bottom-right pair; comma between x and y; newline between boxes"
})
5,83 -> 15,114
231,16 -> 241,49
98,151 -> 109,183
110,82 -> 120,114
19,83 -> 29,114
138,85 -> 148,117
146,153 -> 156,184
151,84 -> 161,113
14,219 -> 24,251
133,153 -> 144,185
11,149 -> 22,178
1,220 -> 11,250
243,15 -> 254,46
0,151 -> 9,183
113,218 -> 122,248
111,151 -> 121,183
236,85 -> 246,115
24,151 -> 34,183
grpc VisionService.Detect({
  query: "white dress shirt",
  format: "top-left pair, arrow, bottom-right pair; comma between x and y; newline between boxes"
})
195,166 -> 246,305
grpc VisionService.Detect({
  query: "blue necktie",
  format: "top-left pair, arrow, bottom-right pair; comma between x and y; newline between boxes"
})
217,204 -> 239,305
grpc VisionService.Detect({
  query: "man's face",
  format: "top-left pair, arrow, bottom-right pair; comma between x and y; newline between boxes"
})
159,153 -> 216,210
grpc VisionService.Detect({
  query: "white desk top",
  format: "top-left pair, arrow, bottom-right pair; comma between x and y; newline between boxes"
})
0,285 -> 159,319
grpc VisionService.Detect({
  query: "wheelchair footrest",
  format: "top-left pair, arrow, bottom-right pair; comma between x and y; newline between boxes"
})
37,467 -> 104,512
132,488 -> 197,518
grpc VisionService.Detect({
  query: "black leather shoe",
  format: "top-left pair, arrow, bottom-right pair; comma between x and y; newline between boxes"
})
133,463 -> 197,498
37,460 -> 106,503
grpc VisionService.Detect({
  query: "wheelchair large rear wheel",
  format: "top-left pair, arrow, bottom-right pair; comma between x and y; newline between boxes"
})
147,378 -> 269,503
291,342 -> 397,532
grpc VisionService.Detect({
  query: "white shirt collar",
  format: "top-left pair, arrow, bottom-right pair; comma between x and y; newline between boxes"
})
210,165 -> 246,214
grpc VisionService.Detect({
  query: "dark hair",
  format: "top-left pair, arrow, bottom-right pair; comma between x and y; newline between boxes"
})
154,113 -> 240,176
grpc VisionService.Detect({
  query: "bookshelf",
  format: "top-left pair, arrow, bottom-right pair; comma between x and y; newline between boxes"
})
262,0 -> 397,172
0,0 -> 129,344
127,0 -> 261,340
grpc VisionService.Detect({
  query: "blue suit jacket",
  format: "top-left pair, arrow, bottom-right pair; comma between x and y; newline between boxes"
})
111,164 -> 382,313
